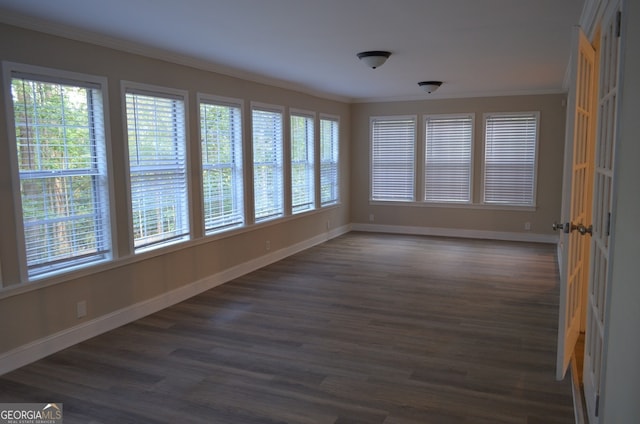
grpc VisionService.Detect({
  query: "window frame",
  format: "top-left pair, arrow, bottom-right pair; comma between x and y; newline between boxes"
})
197,93 -> 245,235
319,114 -> 340,207
482,111 -> 540,207
3,62 -> 115,282
423,113 -> 475,204
251,102 -> 285,223
370,115 -> 417,202
121,81 -> 191,254
290,109 -> 316,214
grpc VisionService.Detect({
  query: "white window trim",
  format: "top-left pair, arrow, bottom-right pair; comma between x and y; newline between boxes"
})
319,113 -> 340,207
481,111 -> 540,207
370,115 -> 417,202
121,81 -> 192,255
423,113 -> 475,205
290,108 -> 317,214
2,61 -> 116,284
197,93 -> 245,236
250,101 -> 285,223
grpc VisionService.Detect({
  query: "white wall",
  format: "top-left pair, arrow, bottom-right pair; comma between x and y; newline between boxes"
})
601,0 -> 640,421
350,95 -> 566,242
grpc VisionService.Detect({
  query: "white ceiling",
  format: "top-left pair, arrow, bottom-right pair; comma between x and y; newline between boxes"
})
0,0 -> 585,102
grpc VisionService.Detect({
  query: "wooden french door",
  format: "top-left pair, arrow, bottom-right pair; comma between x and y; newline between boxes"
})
556,26 -> 596,380
583,1 -> 622,422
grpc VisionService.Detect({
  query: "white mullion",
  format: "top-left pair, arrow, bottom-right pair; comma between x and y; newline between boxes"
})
198,94 -> 245,235
424,113 -> 474,204
251,103 -> 284,222
483,112 -> 539,206
370,115 -> 416,202
122,81 -> 189,253
3,62 -> 112,282
320,115 -> 339,206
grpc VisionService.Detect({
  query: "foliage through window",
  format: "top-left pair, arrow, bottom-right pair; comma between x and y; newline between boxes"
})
10,73 -> 111,278
252,106 -> 284,222
320,117 -> 339,206
371,116 -> 416,201
200,99 -> 244,233
125,88 -> 189,251
291,113 -> 315,214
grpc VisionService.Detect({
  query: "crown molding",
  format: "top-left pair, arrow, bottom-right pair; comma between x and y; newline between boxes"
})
0,11 -> 351,104
0,9 -> 573,106
350,87 -> 568,104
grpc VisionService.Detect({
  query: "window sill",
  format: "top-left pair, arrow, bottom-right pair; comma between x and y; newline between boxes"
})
0,203 -> 344,300
369,200 -> 537,212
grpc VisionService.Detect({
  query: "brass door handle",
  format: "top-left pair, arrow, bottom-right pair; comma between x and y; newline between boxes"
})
577,224 -> 593,236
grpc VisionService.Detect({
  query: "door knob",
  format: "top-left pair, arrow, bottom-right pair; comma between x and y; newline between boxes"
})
577,224 -> 593,236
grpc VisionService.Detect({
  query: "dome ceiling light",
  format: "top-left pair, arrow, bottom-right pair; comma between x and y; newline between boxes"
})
418,81 -> 443,93
357,51 -> 391,69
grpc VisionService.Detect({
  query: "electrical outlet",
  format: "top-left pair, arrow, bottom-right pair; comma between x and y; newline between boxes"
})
524,222 -> 532,231
76,300 -> 87,319
326,220 -> 330,229
369,213 -> 374,222
265,240 -> 270,251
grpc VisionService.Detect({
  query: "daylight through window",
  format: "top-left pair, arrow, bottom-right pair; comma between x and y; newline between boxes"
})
125,89 -> 189,251
10,74 -> 111,277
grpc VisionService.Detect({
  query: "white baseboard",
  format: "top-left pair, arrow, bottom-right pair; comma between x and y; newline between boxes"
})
0,225 -> 350,376
351,223 -> 559,244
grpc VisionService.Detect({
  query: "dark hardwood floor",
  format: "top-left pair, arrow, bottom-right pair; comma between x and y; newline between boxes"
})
0,232 -> 574,423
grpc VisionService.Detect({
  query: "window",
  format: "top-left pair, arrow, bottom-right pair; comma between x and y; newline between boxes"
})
320,116 -> 339,206
424,114 -> 473,203
252,105 -> 284,222
291,112 -> 315,214
371,116 -> 416,201
199,97 -> 244,233
9,70 -> 111,278
125,85 -> 189,251
483,112 -> 539,206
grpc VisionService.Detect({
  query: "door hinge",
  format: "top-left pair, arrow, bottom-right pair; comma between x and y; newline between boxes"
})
595,394 -> 600,417
616,11 -> 622,37
607,212 -> 611,236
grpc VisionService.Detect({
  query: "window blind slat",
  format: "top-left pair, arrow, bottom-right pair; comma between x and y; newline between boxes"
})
371,117 -> 416,201
291,114 -> 315,214
425,115 -> 473,203
253,108 -> 284,221
483,113 -> 538,206
126,91 -> 189,250
11,75 -> 111,278
200,101 -> 244,233
320,118 -> 339,206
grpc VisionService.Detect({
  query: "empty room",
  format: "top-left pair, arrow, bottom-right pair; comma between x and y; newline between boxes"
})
0,1 -> 638,423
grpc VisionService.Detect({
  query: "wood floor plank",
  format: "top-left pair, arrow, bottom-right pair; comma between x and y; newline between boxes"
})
0,233 -> 574,423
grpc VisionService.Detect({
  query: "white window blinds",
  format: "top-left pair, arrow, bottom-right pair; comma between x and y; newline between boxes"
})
252,107 -> 284,222
10,74 -> 111,278
291,113 -> 315,214
424,114 -> 473,203
483,113 -> 538,206
320,117 -> 339,206
200,99 -> 244,233
371,117 -> 416,201
125,89 -> 189,251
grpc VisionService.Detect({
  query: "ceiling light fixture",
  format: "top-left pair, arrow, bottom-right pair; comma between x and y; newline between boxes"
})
418,81 -> 443,93
357,51 -> 391,69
